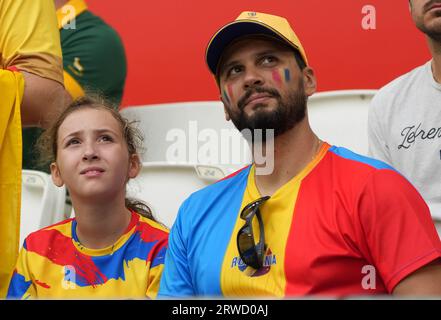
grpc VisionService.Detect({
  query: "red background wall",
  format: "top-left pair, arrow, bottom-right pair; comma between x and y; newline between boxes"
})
86,0 -> 431,108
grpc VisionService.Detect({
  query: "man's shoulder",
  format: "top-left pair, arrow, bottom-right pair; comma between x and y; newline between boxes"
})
374,62 -> 429,99
327,145 -> 396,174
326,146 -> 414,197
177,165 -> 250,214
189,166 -> 249,198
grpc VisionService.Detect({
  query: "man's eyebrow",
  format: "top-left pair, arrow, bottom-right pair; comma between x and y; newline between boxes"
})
220,50 -> 282,73
254,50 -> 285,59
220,59 -> 241,76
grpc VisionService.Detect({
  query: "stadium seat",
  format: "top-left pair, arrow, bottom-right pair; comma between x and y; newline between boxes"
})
127,162 -> 226,228
120,90 -> 375,166
308,90 -> 377,155
20,170 -> 67,245
120,101 -> 250,174
120,90 -> 376,226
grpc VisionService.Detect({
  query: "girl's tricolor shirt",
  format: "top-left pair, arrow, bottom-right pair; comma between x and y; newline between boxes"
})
158,143 -> 441,297
7,211 -> 168,299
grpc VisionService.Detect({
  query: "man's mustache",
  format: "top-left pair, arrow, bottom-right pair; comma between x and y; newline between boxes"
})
237,87 -> 281,110
424,0 -> 441,12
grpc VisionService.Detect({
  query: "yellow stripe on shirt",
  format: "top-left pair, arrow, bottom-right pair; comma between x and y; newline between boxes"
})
0,70 -> 24,297
219,165 -> 300,297
219,144 -> 329,297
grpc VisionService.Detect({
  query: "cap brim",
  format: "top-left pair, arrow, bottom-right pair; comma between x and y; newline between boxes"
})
206,20 -> 297,76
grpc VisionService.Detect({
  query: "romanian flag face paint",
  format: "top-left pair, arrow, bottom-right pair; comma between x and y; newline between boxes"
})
284,69 -> 291,82
227,85 -> 234,102
271,69 -> 283,87
272,69 -> 292,87
222,85 -> 234,104
222,88 -> 230,104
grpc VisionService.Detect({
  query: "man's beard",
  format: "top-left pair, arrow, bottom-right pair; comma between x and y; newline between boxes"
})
415,1 -> 441,42
417,21 -> 441,42
227,81 -> 307,142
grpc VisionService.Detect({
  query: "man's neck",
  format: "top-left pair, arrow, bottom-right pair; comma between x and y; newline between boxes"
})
252,118 -> 320,197
427,37 -> 441,82
54,0 -> 69,10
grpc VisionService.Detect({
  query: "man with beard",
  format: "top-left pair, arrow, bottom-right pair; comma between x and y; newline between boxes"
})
158,12 -> 441,297
368,0 -> 441,235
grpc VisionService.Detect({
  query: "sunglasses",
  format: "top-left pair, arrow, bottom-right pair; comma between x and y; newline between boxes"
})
236,196 -> 271,269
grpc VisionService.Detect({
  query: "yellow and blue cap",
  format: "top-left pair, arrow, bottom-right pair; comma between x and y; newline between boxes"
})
205,11 -> 309,76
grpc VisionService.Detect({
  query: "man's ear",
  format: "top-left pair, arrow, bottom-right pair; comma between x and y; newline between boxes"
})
302,67 -> 317,97
50,162 -> 65,187
128,154 -> 141,179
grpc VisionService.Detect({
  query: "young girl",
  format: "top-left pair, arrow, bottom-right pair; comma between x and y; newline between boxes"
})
7,97 -> 169,299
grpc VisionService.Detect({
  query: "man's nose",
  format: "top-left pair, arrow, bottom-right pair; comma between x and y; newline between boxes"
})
243,67 -> 265,89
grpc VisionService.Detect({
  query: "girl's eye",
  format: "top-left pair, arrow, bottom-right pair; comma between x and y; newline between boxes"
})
99,135 -> 113,142
66,138 -> 80,147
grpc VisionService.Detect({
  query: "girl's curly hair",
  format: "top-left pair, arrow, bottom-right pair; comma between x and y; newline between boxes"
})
37,96 -> 155,221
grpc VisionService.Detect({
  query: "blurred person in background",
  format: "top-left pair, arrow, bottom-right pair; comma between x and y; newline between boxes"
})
0,0 -> 69,297
23,0 -> 127,172
369,0 -> 441,236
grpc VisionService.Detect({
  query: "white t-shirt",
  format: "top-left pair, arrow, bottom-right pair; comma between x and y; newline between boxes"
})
368,60 -> 441,220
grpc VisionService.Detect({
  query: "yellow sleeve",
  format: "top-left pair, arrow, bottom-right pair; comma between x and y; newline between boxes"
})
0,0 -> 63,84
64,70 -> 85,99
146,264 -> 165,299
0,70 -> 23,298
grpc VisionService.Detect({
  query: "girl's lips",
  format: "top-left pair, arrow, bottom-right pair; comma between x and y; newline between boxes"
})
80,167 -> 105,176
83,170 -> 104,177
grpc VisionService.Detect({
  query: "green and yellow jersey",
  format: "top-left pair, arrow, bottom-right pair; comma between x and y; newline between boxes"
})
23,0 -> 127,171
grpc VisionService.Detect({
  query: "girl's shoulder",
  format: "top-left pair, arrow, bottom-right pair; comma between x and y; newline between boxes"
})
135,213 -> 170,237
22,218 -> 74,249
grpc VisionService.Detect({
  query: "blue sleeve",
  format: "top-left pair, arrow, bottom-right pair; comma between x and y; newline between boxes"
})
7,271 -> 32,299
158,199 -> 195,297
6,242 -> 33,299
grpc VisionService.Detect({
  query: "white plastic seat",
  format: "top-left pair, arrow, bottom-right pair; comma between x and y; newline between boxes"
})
120,90 -> 376,227
120,91 -> 375,168
120,102 -> 250,174
308,90 -> 377,155
20,170 -> 67,245
126,162 -> 226,228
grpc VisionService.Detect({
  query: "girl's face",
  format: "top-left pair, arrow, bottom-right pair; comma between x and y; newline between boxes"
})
50,108 -> 140,202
